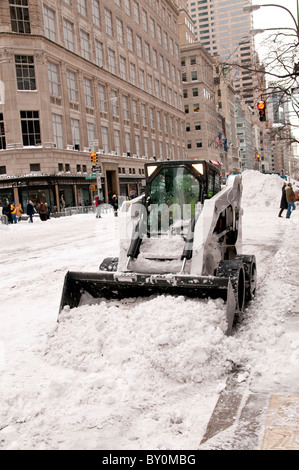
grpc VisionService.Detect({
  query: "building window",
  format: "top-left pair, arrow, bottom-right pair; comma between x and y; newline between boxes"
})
101,126 -> 109,153
91,0 -> 100,28
52,114 -> 63,149
193,104 -> 199,113
15,55 -> 36,91
0,166 -> 7,175
20,111 -> 41,146
139,69 -> 145,90
187,140 -> 192,149
191,71 -> 198,81
136,35 -> 142,59
192,87 -> 199,97
195,121 -> 201,130
116,18 -> 124,44
9,0 -> 31,34
196,139 -> 202,148
77,0 -> 86,16
119,56 -> 127,80
63,19 -> 74,52
108,48 -> 116,75
125,132 -> 130,153
127,27 -> 134,52
104,8 -> 113,36
114,129 -> 120,155
141,103 -> 147,126
98,84 -> 107,112
83,77 -> 94,107
142,9 -> 148,31
186,122 -> 190,132
30,163 -> 41,172
184,105 -> 189,114
71,118 -> 80,150
132,100 -> 138,122
111,91 -> 119,116
124,0 -> 131,16
80,30 -> 90,60
43,5 -> 56,41
87,122 -> 96,145
95,40 -> 104,67
67,70 -> 79,103
0,114 -> 6,150
122,95 -> 129,120
130,63 -> 136,85
48,62 -> 61,97
133,1 -> 140,24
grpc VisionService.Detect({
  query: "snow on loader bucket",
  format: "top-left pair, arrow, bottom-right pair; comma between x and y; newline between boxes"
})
58,160 -> 256,335
59,268 -> 243,335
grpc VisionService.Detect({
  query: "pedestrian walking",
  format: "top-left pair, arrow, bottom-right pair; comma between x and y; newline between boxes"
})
16,203 -> 23,222
111,194 -> 118,217
26,200 -> 35,223
95,195 -> 102,218
278,182 -> 288,217
39,202 -> 48,221
10,202 -> 17,224
286,183 -> 296,219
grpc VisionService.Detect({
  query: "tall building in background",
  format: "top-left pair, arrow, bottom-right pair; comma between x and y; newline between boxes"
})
186,0 -> 258,108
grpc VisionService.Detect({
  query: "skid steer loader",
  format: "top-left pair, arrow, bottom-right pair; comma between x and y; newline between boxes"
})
59,160 -> 256,334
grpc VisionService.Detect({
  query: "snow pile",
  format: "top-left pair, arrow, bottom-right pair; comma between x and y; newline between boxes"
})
241,170 -> 284,209
45,295 -> 231,384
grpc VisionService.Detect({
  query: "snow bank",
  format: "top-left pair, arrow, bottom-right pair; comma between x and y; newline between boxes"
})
241,170 -> 284,208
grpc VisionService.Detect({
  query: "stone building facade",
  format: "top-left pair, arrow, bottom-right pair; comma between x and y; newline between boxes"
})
0,0 -> 186,209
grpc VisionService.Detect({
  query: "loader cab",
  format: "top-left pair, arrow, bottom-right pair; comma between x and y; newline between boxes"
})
144,160 -> 221,235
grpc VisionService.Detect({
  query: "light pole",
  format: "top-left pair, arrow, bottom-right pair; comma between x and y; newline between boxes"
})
243,2 -> 299,38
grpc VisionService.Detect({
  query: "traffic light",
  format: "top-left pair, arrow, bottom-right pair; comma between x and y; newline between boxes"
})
257,101 -> 266,121
256,154 -> 261,161
90,152 -> 98,164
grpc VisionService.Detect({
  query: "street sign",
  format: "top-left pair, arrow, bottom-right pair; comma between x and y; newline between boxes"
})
92,165 -> 101,172
85,175 -> 96,180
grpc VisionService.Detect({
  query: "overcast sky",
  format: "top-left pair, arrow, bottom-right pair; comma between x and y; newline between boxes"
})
252,0 -> 298,53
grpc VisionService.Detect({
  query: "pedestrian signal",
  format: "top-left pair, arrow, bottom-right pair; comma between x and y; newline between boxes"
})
257,101 -> 266,121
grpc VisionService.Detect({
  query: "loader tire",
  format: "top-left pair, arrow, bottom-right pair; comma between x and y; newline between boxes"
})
216,259 -> 245,313
235,255 -> 257,302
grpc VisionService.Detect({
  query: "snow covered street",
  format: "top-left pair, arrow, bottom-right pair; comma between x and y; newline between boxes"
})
0,171 -> 298,450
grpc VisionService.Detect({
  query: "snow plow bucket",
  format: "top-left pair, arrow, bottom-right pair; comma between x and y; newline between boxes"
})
59,271 -> 240,335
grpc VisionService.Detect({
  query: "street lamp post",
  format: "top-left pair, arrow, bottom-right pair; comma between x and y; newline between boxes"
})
243,2 -> 299,38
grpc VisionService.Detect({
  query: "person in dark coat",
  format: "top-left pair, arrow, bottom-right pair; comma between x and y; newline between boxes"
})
111,194 -> 118,217
39,202 -> 48,221
26,200 -> 35,223
278,182 -> 288,217
2,200 -> 13,224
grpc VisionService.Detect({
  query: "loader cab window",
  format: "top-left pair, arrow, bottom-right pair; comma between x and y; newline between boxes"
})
148,166 -> 201,234
207,171 -> 221,198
